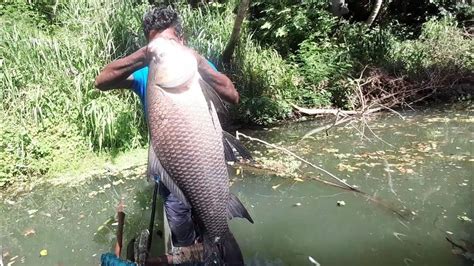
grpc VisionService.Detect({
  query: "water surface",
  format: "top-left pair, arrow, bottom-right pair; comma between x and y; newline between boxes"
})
1,105 -> 472,265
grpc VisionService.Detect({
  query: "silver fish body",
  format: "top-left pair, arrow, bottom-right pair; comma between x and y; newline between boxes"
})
145,38 -> 252,264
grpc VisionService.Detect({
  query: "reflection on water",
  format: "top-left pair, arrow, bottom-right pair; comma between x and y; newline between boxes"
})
1,105 -> 473,265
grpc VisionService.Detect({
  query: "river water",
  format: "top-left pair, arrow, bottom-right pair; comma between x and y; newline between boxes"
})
1,104 -> 473,266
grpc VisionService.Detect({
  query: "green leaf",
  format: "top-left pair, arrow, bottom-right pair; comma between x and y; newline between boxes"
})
260,22 -> 272,30
275,26 -> 288,37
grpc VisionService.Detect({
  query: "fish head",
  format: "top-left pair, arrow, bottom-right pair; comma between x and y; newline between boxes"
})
147,37 -> 198,89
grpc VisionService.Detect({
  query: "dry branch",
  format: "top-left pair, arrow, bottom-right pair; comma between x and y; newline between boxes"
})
235,132 -> 409,219
290,104 -> 358,116
294,65 -> 472,140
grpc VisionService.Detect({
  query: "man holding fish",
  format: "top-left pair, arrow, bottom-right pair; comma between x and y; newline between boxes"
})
96,6 -> 252,265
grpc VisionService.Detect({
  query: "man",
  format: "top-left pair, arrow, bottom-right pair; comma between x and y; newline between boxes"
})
95,6 -> 239,263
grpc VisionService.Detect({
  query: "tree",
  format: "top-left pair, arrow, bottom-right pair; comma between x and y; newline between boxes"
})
222,0 -> 250,65
365,0 -> 383,26
330,0 -> 349,17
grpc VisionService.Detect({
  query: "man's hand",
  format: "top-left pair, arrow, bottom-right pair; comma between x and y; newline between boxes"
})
193,52 -> 240,105
95,46 -> 149,91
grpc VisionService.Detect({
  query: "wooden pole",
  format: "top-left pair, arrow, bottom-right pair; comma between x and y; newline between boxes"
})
114,198 -> 125,257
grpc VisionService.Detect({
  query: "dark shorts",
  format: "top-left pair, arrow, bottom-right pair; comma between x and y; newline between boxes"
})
159,183 -> 196,247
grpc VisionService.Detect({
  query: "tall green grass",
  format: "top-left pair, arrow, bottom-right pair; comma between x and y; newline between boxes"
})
1,0 -> 148,184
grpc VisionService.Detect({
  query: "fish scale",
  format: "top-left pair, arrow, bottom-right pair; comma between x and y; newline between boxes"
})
147,72 -> 230,240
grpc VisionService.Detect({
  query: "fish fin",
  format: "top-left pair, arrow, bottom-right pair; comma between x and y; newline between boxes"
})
147,145 -> 191,208
200,79 -> 229,118
199,78 -> 233,131
222,131 -> 254,162
227,193 -> 254,223
219,232 -> 244,265
223,137 -> 238,162
202,232 -> 244,266
202,235 -> 221,265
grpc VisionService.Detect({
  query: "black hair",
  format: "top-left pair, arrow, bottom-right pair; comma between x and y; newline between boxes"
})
142,6 -> 183,39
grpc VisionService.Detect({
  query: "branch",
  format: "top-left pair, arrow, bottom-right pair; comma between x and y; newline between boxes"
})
236,132 -> 410,219
302,116 -> 353,140
291,103 -> 357,116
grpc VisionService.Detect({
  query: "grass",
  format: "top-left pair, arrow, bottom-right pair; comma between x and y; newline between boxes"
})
1,0 -> 149,185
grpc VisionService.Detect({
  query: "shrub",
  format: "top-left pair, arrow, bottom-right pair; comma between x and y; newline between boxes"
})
390,17 -> 473,75
233,36 -> 298,124
249,0 -> 337,55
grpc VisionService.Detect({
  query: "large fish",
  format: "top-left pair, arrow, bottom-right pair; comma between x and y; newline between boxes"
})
145,37 -> 253,265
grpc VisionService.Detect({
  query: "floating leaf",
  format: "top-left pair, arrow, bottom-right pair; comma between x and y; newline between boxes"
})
457,215 -> 472,223
39,249 -> 48,257
272,184 -> 281,190
337,200 -> 346,206
40,212 -> 51,217
112,180 -> 124,186
27,209 -> 38,215
294,177 -> 304,182
23,228 -> 36,237
323,148 -> 339,153
308,256 -> 320,266
337,163 -> 359,172
275,26 -> 288,37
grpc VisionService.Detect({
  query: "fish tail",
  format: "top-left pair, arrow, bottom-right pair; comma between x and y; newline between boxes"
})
203,232 -> 244,266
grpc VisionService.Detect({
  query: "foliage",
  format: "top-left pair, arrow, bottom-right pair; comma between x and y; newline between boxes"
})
249,0 -> 337,55
1,0 -> 148,184
382,0 -> 474,35
339,23 -> 397,66
178,1 -> 234,65
390,17 -> 473,75
233,36 -> 298,124
178,1 -> 329,124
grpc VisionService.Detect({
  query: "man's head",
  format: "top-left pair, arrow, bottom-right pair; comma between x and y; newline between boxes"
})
143,7 -> 184,43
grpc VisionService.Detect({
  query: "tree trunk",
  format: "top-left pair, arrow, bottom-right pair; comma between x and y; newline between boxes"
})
221,0 -> 250,66
330,0 -> 349,17
365,0 -> 383,26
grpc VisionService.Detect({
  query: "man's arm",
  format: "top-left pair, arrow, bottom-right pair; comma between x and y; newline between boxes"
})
95,46 -> 148,91
195,54 -> 240,105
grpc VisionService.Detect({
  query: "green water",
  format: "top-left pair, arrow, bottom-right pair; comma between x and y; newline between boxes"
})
1,105 -> 473,266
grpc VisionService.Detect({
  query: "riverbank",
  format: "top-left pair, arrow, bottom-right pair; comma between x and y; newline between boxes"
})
1,100 -> 471,195
0,148 -> 148,197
